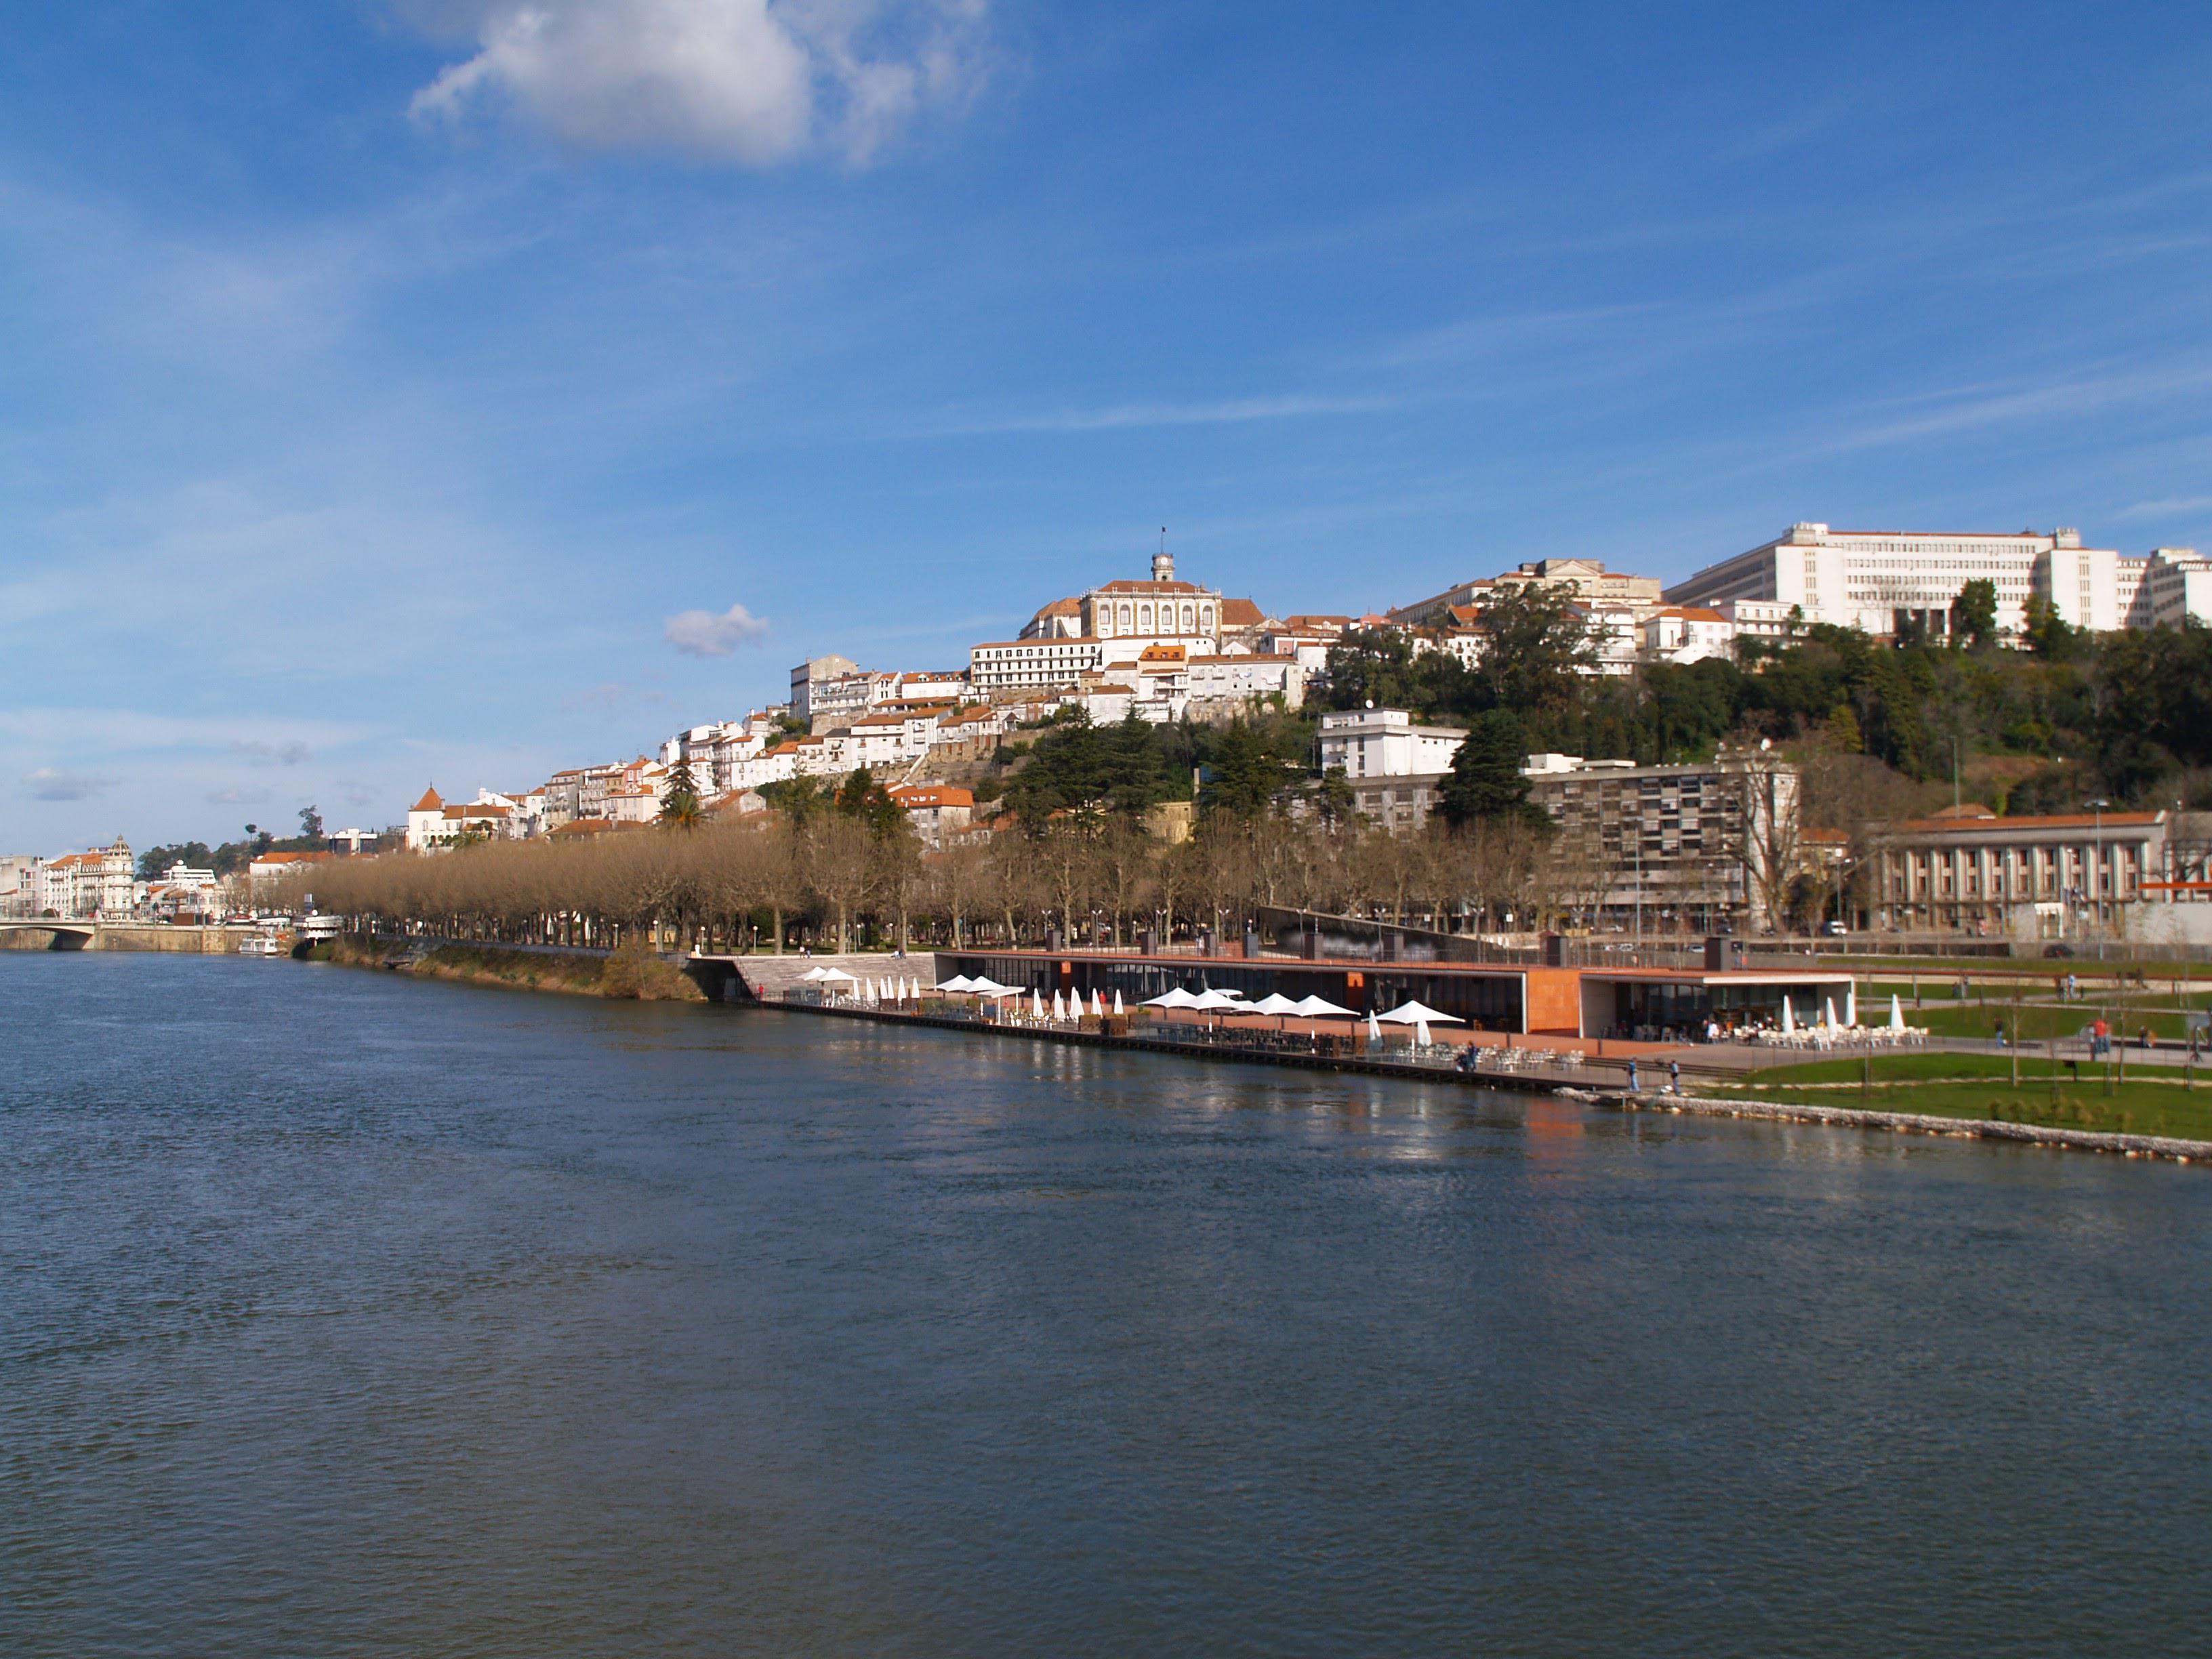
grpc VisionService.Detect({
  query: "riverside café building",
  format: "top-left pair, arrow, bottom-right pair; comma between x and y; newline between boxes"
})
933,949 -> 1854,1040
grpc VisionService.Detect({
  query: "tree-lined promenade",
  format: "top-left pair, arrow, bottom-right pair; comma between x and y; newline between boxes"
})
285,779 -> 1575,956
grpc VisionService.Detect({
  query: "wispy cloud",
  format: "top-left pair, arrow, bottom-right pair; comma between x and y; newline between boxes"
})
2116,494 -> 2212,520
928,392 -> 1399,436
665,602 -> 771,655
405,0 -> 992,165
230,739 -> 314,766
25,768 -> 116,802
205,787 -> 273,806
1822,358 -> 2212,453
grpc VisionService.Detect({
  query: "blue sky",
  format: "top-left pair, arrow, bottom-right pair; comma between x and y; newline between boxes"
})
5,0 -> 2210,851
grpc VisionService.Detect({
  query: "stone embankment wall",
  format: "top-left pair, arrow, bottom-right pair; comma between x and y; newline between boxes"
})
0,924 -> 239,953
1591,1089 -> 2209,1166
316,935 -> 704,1000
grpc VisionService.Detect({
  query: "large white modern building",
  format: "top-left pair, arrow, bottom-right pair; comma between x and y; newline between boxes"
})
1666,523 -> 2131,638
1318,709 -> 1467,779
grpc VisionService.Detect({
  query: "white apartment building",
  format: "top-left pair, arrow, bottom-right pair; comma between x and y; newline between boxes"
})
1,853 -> 42,918
970,636 -> 1109,691
1185,653 -> 1307,709
36,840 -> 136,918
1319,709 -> 1467,779
1667,523 -> 2121,638
2129,547 -> 2212,629
1642,605 -> 1736,665
789,655 -> 859,722
1390,558 -> 1664,628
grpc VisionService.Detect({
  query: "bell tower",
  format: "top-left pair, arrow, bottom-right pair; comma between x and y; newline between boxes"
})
1152,527 -> 1173,583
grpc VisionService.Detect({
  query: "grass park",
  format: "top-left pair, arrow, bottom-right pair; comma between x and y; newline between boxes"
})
1712,1050 -> 2212,1142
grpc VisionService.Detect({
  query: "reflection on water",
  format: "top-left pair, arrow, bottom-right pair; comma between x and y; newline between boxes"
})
3,951 -> 2209,1658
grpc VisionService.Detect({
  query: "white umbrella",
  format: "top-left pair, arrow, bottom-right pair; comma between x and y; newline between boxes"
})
1889,994 -> 1905,1033
1031,989 -> 1045,1019
1780,996 -> 1795,1036
1845,983 -> 1857,1027
1367,1009 -> 1382,1043
1091,989 -> 1104,1017
1189,988 -> 1244,1012
1112,989 -> 1124,1015
1414,1017 -> 1433,1045
1140,987 -> 1200,1008
800,966 -> 832,981
817,967 -> 855,983
935,975 -> 977,991
1248,994 -> 1303,1016
968,977 -> 1011,996
1292,994 -> 1357,1018
1375,999 -> 1465,1025
1823,997 -> 1837,1032
1051,989 -> 1067,1020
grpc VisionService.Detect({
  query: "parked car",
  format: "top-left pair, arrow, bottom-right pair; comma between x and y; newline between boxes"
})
2043,943 -> 2076,960
1820,920 -> 1849,936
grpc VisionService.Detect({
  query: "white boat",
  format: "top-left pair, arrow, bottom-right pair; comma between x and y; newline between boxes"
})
239,935 -> 288,958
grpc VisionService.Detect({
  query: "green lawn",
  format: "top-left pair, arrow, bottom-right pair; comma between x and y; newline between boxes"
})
1712,1051 -> 2212,1141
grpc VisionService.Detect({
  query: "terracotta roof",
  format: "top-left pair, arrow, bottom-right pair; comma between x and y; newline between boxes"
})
550,817 -> 615,838
1218,598 -> 1265,626
889,785 -> 974,808
1030,598 -> 1082,618
252,851 -> 334,865
410,787 -> 443,812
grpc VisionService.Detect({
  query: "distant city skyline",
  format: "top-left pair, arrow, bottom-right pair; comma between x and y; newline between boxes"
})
5,2 -> 2211,850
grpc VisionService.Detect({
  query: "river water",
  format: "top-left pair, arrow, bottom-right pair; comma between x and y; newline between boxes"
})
3,951 -> 2207,1656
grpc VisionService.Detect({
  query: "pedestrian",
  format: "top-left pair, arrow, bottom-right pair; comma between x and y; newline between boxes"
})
1668,1059 -> 1681,1095
1994,1020 -> 2006,1048
1627,1059 -> 1640,1094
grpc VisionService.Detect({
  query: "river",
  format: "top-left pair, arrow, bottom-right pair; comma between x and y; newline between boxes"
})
3,951 -> 2207,1656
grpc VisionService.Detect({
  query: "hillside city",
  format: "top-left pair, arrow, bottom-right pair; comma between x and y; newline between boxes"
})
14,521 -> 2212,947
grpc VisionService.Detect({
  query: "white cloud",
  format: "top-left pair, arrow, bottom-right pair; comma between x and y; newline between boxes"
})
230,739 -> 314,766
665,601 -> 771,654
206,787 -> 274,806
26,768 -> 115,802
405,0 -> 989,165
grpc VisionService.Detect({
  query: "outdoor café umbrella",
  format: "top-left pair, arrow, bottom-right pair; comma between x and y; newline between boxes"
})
1780,996 -> 1795,1036
1824,997 -> 1838,1033
1292,994 -> 1357,1019
1030,989 -> 1046,1019
1112,989 -> 1125,1015
1187,988 -> 1244,1011
1050,989 -> 1067,1021
800,966 -> 832,981
1140,987 -> 1201,1008
1845,983 -> 1858,1027
934,975 -> 977,992
1091,989 -> 1105,1017
1375,999 -> 1465,1027
1366,1009 -> 1382,1044
1245,991 -> 1303,1033
1889,994 -> 1906,1033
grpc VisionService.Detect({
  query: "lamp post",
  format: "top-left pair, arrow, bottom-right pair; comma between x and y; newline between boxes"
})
2085,798 -> 2110,962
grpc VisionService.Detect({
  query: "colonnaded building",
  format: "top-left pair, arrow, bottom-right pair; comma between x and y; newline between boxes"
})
1664,522 -> 2212,640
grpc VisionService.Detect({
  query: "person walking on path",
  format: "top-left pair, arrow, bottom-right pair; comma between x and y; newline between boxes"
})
1668,1059 -> 1682,1095
1627,1059 -> 1640,1094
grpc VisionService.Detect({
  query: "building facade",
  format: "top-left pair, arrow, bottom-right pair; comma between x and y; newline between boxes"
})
1866,804 -> 2194,936
1666,523 -> 2122,638
1319,709 -> 1467,779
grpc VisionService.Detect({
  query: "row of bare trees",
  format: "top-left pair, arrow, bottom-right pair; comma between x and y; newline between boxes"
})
284,809 -> 1605,954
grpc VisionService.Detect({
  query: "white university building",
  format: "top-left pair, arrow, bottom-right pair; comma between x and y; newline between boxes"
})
1664,523 -> 2212,640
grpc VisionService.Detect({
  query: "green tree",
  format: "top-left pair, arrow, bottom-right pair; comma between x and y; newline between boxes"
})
1438,710 -> 1542,830
659,760 -> 705,830
1950,579 -> 1998,649
298,804 -> 325,840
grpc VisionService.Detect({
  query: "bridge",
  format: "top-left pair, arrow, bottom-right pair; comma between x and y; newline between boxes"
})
0,919 -> 99,948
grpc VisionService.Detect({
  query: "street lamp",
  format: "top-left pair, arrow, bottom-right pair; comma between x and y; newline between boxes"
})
2085,798 -> 2110,962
